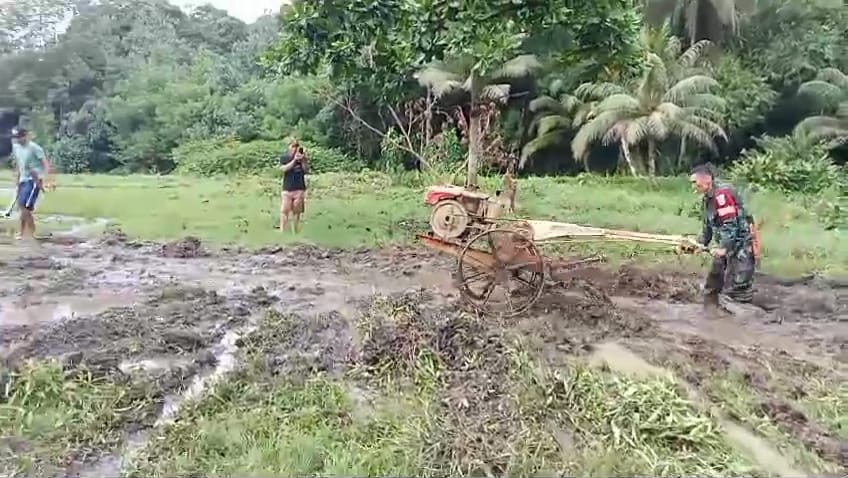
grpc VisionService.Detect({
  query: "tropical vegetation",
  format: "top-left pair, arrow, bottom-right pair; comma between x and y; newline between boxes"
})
0,0 -> 845,196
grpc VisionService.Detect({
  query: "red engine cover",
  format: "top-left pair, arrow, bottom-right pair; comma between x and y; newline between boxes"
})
425,190 -> 459,205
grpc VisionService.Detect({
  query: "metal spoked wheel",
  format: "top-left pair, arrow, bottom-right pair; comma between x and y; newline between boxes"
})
457,227 -> 546,318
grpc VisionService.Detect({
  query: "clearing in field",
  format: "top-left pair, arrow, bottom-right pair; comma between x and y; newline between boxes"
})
0,174 -> 845,477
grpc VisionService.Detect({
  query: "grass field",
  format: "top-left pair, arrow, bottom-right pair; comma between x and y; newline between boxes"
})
1,170 -> 843,277
2,170 -> 845,477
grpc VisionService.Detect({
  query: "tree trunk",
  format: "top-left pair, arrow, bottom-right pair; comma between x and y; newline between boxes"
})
466,68 -> 481,188
620,139 -> 639,176
677,137 -> 687,173
647,139 -> 657,176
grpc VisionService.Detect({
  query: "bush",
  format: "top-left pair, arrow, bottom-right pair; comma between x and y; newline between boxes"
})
52,136 -> 92,173
173,137 -> 365,176
729,135 -> 846,194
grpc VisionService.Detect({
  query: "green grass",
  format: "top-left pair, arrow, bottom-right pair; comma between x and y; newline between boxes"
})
0,170 -> 842,276
706,370 -> 842,474
0,361 -> 157,476
124,298 -> 759,477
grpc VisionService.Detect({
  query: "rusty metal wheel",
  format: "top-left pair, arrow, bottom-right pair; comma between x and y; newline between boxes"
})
457,228 -> 545,318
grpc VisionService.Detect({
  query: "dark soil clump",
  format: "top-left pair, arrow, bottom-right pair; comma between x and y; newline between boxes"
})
159,236 -> 205,258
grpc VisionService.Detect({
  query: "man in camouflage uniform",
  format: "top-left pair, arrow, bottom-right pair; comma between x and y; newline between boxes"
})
689,164 -> 757,310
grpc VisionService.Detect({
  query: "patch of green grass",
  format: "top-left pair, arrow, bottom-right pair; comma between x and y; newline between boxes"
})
509,348 -> 756,476
126,374 -> 432,476
706,370 -> 841,474
0,170 -> 842,276
129,295 -> 761,477
795,377 -> 848,441
0,361 -> 156,476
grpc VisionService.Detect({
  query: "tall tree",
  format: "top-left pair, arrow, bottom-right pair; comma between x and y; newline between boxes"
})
266,0 -> 640,184
572,53 -> 727,175
416,55 -> 543,184
794,68 -> 848,149
644,0 -> 757,45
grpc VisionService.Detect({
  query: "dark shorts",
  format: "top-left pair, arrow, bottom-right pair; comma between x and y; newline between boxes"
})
17,180 -> 40,211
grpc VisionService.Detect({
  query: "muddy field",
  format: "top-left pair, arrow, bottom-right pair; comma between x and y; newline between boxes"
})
0,230 -> 845,476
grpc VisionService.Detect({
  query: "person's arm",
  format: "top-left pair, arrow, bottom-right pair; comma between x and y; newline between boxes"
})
300,155 -> 309,174
279,153 -> 297,172
281,158 -> 298,172
699,200 -> 713,246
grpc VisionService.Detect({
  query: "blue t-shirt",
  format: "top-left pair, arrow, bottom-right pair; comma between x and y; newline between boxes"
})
14,142 -> 45,183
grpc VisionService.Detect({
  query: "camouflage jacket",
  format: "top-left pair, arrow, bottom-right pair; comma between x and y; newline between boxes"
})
700,183 -> 753,253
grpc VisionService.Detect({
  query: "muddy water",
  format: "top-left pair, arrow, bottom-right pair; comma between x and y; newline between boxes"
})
0,292 -> 135,325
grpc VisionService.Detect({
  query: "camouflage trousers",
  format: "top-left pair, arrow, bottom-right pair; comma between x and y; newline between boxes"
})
704,245 -> 756,304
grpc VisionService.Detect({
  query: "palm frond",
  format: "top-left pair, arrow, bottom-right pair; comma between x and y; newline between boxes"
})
678,39 -> 714,67
537,115 -> 572,136
415,61 -> 464,98
520,132 -> 568,169
663,75 -> 720,104
793,115 -> 848,140
837,101 -> 848,119
639,53 -> 669,102
560,94 -> 582,113
816,67 -> 848,89
682,92 -> 726,110
646,112 -> 671,140
601,120 -> 628,145
490,54 -> 542,81
684,113 -> 728,140
572,109 -> 635,159
572,101 -> 598,128
621,117 -> 653,145
797,80 -> 844,106
668,119 -> 719,153
529,96 -> 566,115
574,82 -> 627,100
480,83 -> 510,103
593,93 -> 641,114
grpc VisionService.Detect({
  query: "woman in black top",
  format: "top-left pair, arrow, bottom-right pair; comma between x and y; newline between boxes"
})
279,143 -> 308,233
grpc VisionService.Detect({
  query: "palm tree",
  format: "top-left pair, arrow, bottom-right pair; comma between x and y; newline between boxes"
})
415,54 -> 542,186
517,79 -> 587,170
644,0 -> 757,45
793,68 -> 848,149
571,53 -> 727,176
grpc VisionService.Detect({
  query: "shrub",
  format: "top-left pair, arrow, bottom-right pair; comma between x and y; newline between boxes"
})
173,137 -> 365,176
729,135 -> 846,194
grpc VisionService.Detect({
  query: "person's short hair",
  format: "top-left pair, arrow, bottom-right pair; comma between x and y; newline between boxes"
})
690,163 -> 714,177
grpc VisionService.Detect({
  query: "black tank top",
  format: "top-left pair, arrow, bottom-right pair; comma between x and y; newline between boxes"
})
280,153 -> 306,191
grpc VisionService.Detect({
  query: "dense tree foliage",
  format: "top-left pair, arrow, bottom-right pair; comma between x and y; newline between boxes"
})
0,0 -> 845,193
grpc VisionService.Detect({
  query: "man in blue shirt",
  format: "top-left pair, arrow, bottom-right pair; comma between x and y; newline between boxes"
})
11,128 -> 52,240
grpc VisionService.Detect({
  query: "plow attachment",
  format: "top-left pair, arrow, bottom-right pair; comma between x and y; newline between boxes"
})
523,220 -> 706,249
418,219 -> 706,318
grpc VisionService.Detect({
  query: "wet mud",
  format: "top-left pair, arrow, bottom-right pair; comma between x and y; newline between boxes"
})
1,229 -> 845,476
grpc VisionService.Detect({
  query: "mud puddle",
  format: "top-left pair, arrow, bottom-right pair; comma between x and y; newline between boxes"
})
0,292 -> 135,326
77,317 -> 261,478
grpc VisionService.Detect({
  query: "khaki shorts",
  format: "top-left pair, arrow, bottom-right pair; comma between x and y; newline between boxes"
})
281,189 -> 305,214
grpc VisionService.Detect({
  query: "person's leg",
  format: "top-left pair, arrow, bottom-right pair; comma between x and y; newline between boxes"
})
17,181 -> 38,239
292,191 -> 304,233
727,247 -> 756,303
704,255 -> 727,310
280,191 -> 293,232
